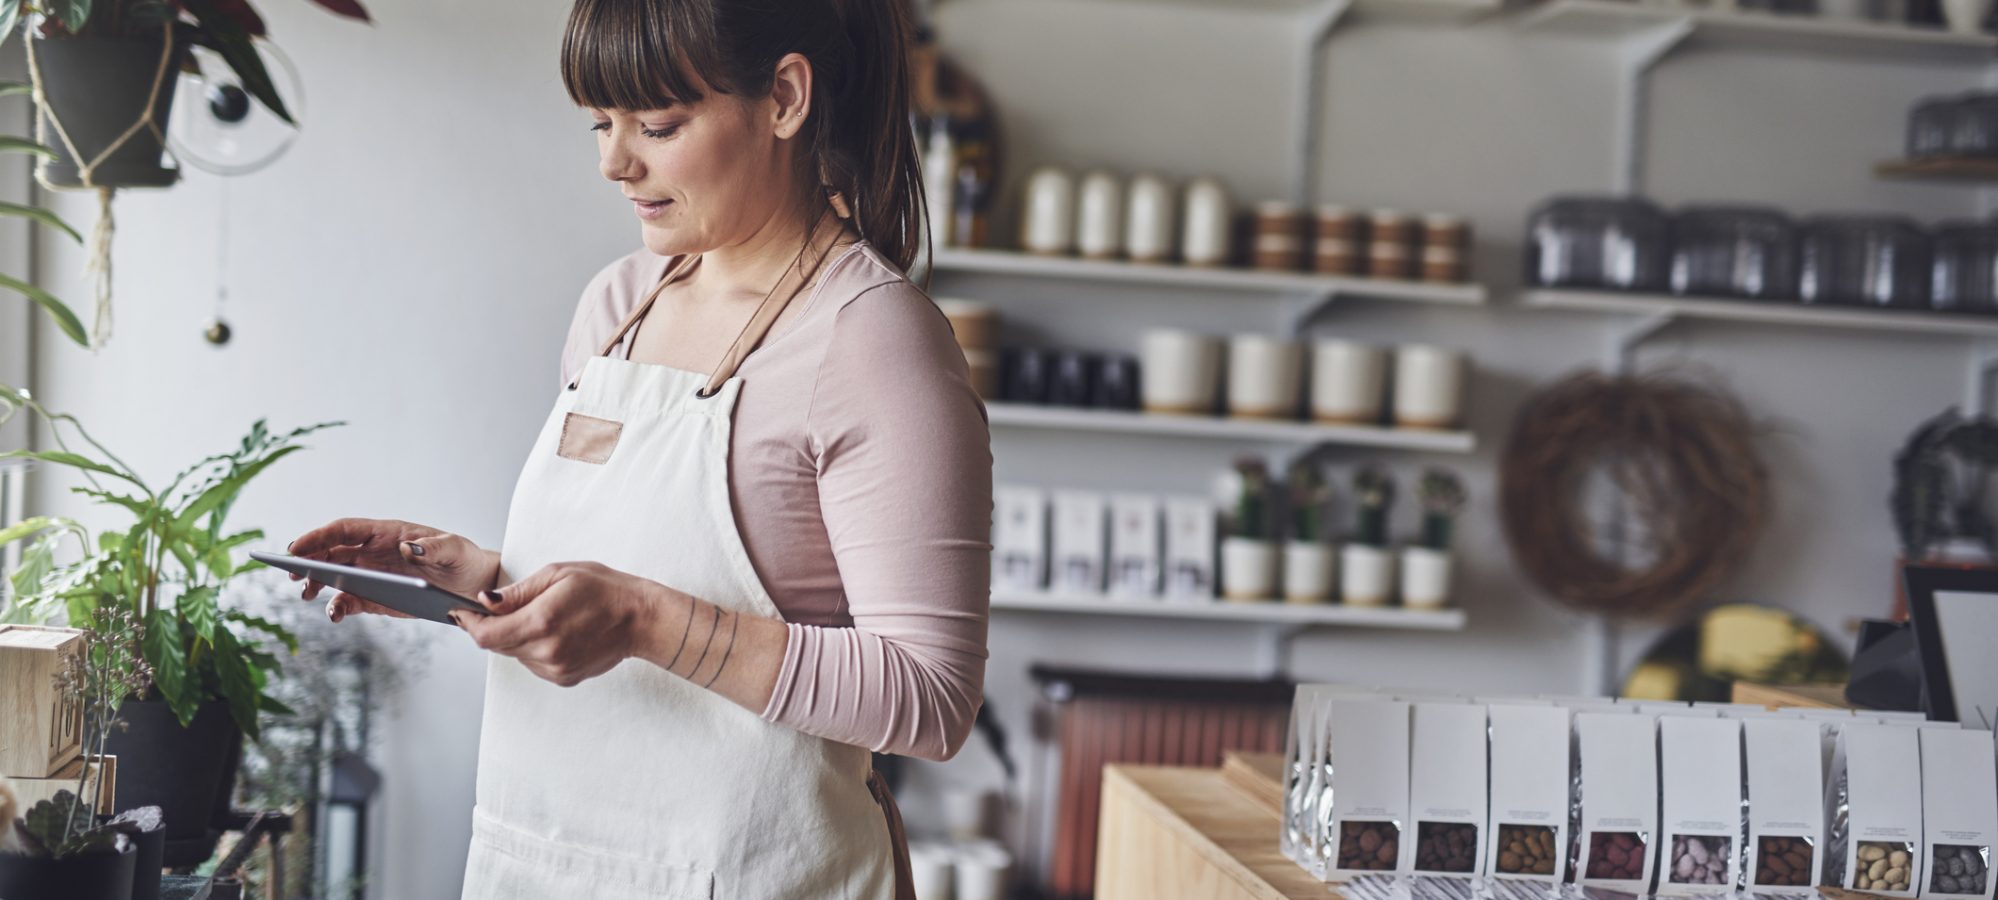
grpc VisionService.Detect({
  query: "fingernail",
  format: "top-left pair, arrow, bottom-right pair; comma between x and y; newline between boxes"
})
481,590 -> 501,607
287,540 -> 295,552
403,540 -> 425,557
448,611 -> 464,629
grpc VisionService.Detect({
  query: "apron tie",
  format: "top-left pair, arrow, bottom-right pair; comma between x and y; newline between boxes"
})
867,769 -> 918,900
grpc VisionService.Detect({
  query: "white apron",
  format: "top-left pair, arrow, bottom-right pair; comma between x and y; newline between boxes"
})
461,249 -> 912,900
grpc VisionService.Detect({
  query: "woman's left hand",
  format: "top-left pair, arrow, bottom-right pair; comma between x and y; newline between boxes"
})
453,561 -> 671,688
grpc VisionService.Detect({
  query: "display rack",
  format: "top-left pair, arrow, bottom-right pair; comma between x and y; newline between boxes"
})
1519,0 -> 1996,60
1520,289 -> 1998,338
992,589 -> 1468,630
987,403 -> 1477,453
1875,157 -> 1998,183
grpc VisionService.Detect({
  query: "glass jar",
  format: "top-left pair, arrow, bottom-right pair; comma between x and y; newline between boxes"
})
1525,196 -> 1671,291
1798,216 -> 1931,309
1670,206 -> 1799,300
1907,95 -> 1958,159
1932,221 -> 1998,313
1950,94 -> 1998,158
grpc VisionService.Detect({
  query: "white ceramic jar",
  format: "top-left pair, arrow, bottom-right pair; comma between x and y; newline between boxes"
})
1020,166 -> 1075,255
1340,543 -> 1395,607
1226,334 -> 1301,419
1181,177 -> 1233,267
1124,173 -> 1177,264
1310,339 -> 1388,425
1221,536 -> 1278,602
1400,546 -> 1453,610
1392,343 -> 1466,430
1075,170 -> 1124,260
1140,329 -> 1222,414
1283,541 -> 1335,604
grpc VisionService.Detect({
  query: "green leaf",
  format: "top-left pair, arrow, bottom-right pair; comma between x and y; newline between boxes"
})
56,0 -> 91,33
9,537 -> 52,598
0,274 -> 86,347
0,202 -> 81,243
70,487 -> 151,518
22,794 -> 79,852
258,694 -> 296,716
180,585 -> 219,643
182,7 -> 293,125
143,608 -> 188,715
210,628 -> 261,741
0,515 -> 58,548
0,449 -> 135,485
0,136 -> 55,159
225,609 -> 298,654
169,445 -> 301,538
0,81 -> 25,99
0,4 -> 18,49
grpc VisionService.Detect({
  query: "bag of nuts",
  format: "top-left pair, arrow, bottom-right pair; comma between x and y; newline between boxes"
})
1917,726 -> 1996,900
1320,698 -> 1412,883
1483,704 -> 1573,885
1826,722 -> 1925,897
1657,716 -> 1744,896
1405,702 -> 1489,880
1743,718 -> 1829,896
1573,712 -> 1662,894
1282,684 -> 1379,870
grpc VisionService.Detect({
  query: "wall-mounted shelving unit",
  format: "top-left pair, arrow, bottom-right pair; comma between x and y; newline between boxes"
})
1876,157 -> 1998,183
992,590 -> 1468,630
1518,0 -> 1996,60
1520,289 -> 1998,338
987,403 -> 1477,453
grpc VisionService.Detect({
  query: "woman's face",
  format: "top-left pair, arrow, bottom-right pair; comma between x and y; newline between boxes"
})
590,93 -> 797,258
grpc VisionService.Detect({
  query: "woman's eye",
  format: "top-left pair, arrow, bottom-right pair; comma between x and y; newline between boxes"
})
589,121 -> 610,133
641,125 -> 680,140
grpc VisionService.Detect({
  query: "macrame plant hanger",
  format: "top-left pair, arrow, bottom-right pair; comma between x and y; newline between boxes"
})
22,22 -> 179,350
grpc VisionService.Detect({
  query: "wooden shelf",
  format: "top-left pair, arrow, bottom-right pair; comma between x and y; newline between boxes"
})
987,403 -> 1476,453
1520,288 -> 1998,337
931,247 -> 1488,306
1080,0 -> 1502,22
1876,156 -> 1998,183
992,590 -> 1469,630
1519,0 -> 1997,61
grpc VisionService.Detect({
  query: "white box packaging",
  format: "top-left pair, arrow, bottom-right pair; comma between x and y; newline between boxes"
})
1484,704 -> 1571,882
1657,716 -> 1743,894
1162,496 -> 1216,600
1917,727 -> 1996,900
1405,702 -> 1488,878
1106,493 -> 1161,598
1575,712 -> 1660,893
1282,684 -> 1380,867
992,486 -> 1046,591
1828,722 -> 1925,897
1049,491 -> 1106,593
1744,717 -> 1829,895
1321,699 -> 1412,882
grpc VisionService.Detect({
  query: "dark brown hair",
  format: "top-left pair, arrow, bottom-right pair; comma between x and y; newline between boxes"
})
560,0 -> 925,273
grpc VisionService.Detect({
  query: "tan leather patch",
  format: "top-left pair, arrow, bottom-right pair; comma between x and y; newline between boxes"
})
556,412 -> 622,464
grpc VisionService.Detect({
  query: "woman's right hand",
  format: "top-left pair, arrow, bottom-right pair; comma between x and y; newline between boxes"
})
283,518 -> 500,622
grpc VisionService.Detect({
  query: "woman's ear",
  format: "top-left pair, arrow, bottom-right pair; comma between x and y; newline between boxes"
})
771,52 -> 814,140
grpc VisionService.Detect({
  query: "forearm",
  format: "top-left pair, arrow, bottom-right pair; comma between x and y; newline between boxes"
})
633,587 -> 786,715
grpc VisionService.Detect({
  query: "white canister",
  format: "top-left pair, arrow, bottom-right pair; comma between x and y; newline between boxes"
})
1225,334 -> 1302,420
1020,166 -> 1075,256
1943,0 -> 1993,32
1309,339 -> 1387,425
1140,329 -> 1222,415
1340,543 -> 1395,607
1282,541 -> 1335,604
953,840 -> 1012,900
1220,536 -> 1278,601
1400,546 -> 1453,610
1181,177 -> 1233,268
1075,170 -> 1124,260
1817,0 -> 1867,18
1392,344 -> 1466,430
942,787 -> 994,842
910,842 -> 956,900
1124,173 -> 1177,264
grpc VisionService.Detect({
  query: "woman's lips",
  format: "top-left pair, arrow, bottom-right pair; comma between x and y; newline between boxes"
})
633,198 -> 671,220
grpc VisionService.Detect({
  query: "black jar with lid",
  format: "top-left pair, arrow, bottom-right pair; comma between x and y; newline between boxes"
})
1670,206 -> 1799,301
1525,196 -> 1672,292
1933,221 -> 1998,313
1798,215 -> 1931,309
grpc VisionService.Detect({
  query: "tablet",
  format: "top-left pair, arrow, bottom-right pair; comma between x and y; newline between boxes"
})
249,550 -> 486,624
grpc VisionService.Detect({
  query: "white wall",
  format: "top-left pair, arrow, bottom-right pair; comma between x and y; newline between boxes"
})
16,2 -> 1984,896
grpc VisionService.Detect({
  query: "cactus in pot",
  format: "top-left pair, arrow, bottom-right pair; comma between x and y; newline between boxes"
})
1340,465 -> 1397,607
1217,457 -> 1277,602
1282,460 -> 1336,604
1403,468 -> 1466,610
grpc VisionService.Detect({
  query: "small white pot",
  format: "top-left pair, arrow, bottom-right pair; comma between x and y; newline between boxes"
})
1181,177 -> 1233,267
910,842 -> 956,900
1075,170 -> 1124,260
1020,167 -> 1075,255
1392,343 -> 1466,430
1310,340 -> 1387,425
953,840 -> 1012,900
1226,334 -> 1302,419
1220,536 -> 1278,601
1124,173 -> 1177,263
1817,0 -> 1867,18
1943,0 -> 1993,33
1400,546 -> 1454,610
1340,543 -> 1395,607
1283,541 -> 1335,604
1140,329 -> 1222,414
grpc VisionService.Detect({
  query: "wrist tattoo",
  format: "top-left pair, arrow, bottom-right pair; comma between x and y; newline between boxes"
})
682,603 -> 721,679
701,610 -> 740,689
660,592 -> 696,671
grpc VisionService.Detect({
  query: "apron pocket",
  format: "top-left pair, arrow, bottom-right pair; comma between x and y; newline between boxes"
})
465,810 -> 714,900
557,412 -> 623,464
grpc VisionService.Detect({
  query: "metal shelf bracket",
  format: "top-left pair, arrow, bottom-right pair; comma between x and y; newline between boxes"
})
1611,19 -> 1694,195
1254,622 -> 1312,678
1294,0 -> 1358,209
1606,309 -> 1676,373
1966,340 -> 1998,414
1283,288 -> 1347,336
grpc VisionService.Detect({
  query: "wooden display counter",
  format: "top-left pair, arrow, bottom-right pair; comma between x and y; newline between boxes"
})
1094,753 -> 1332,900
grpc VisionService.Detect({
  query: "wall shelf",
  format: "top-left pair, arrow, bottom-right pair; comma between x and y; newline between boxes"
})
931,247 -> 1488,307
1517,0 -> 1997,61
1876,156 -> 1998,183
1520,288 -> 1998,338
987,403 -> 1477,453
991,590 -> 1468,630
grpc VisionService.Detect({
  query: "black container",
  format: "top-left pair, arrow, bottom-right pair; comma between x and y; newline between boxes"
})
1093,356 -> 1141,410
1949,94 -> 1998,158
999,347 -> 1052,404
0,841 -> 138,900
1525,195 -> 1672,291
104,698 -> 243,868
1933,221 -> 1998,312
1798,216 -> 1932,308
34,29 -> 190,188
1909,94 -> 1958,159
1670,206 -> 1799,300
1048,352 -> 1098,407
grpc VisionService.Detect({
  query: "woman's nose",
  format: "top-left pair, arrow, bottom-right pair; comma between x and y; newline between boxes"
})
600,138 -> 639,183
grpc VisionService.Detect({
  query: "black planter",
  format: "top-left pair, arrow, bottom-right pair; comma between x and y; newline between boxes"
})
103,698 -> 243,868
0,841 -> 137,900
32,28 -> 189,188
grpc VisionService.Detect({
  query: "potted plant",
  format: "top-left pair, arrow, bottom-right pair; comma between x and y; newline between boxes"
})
1281,460 -> 1335,605
1217,457 -> 1277,602
0,79 -> 89,347
1340,464 -> 1396,606
0,383 -> 341,865
1402,468 -> 1465,610
0,606 -> 160,900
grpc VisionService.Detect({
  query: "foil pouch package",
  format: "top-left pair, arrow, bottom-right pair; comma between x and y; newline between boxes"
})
1485,704 -> 1572,885
1827,722 -> 1925,898
1573,712 -> 1660,894
1656,716 -> 1743,896
1917,726 -> 1996,900
1321,698 -> 1413,883
1404,702 -> 1489,880
1743,717 -> 1828,896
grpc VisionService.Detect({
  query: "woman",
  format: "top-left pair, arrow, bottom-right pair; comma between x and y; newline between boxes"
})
284,0 -> 992,896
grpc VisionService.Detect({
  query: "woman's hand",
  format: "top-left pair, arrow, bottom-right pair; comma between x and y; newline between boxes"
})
285,517 -> 501,622
452,561 -> 674,687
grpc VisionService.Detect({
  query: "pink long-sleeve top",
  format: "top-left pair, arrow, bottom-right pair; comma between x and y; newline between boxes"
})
555,240 -> 993,761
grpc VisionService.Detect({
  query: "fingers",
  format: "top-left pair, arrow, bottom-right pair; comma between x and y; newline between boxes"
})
327,592 -> 411,621
482,564 -> 564,617
455,603 -> 546,652
287,517 -> 393,558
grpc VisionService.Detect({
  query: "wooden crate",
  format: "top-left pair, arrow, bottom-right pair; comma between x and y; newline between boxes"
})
0,624 -> 85,778
8,754 -> 116,814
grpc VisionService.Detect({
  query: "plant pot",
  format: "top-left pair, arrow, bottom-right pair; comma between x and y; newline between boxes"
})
31,28 -> 190,188
1282,541 -> 1335,604
1943,0 -> 1995,32
0,840 -> 138,900
1220,536 -> 1278,601
1400,546 -> 1454,610
103,697 -> 243,868
1340,543 -> 1396,607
